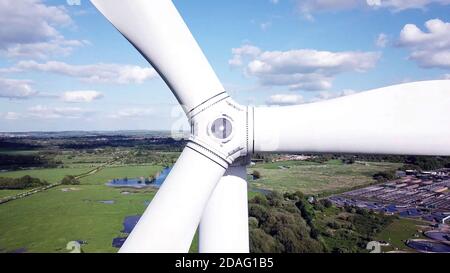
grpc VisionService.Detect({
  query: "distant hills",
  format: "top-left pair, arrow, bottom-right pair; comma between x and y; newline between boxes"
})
0,130 -> 185,138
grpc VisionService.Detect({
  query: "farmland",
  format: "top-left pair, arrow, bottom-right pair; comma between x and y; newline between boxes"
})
0,131 -> 447,253
249,160 -> 402,195
0,133 -> 183,253
375,218 -> 428,252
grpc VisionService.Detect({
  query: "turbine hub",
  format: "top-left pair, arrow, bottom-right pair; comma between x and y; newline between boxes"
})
186,94 -> 253,168
210,117 -> 233,140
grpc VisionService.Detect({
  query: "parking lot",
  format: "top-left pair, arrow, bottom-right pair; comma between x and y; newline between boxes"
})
330,169 -> 450,223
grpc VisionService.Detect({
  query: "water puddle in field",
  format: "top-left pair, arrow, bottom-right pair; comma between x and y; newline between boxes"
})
110,168 -> 174,249
106,167 -> 172,189
11,248 -> 27,253
98,200 -> 115,204
122,215 -> 141,233
112,215 -> 141,249
82,199 -> 116,205
112,237 -> 127,248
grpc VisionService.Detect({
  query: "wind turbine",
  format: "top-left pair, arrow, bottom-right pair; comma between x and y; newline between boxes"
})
90,0 -> 450,253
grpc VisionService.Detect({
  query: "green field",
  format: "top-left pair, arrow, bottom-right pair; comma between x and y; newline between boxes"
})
249,160 -> 402,195
0,154 -> 404,253
375,218 -> 428,252
0,167 -> 92,183
0,167 -> 92,200
0,184 -> 157,253
0,189 -> 29,199
0,161 -> 263,253
0,150 -> 40,155
0,164 -> 166,253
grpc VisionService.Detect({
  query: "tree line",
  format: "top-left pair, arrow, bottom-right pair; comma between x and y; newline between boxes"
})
0,154 -> 60,171
0,176 -> 49,190
249,191 -> 395,253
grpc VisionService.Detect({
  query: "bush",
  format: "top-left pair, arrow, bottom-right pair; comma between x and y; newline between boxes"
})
251,195 -> 269,207
250,228 -> 284,253
0,175 -> 48,190
321,199 -> 333,208
327,221 -> 341,229
252,170 -> 261,179
295,199 -> 315,225
249,192 -> 326,253
373,171 -> 396,182
310,227 -> 320,239
342,158 -> 355,164
313,202 -> 325,211
61,175 -> 80,185
249,217 -> 259,228
267,191 -> 284,207
284,191 -> 305,201
249,204 -> 270,223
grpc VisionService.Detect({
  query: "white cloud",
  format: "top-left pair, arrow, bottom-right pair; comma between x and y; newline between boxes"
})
28,105 -> 92,119
2,106 -> 155,122
231,45 -> 380,91
444,73 -> 450,79
319,89 -> 356,99
4,38 -> 88,59
376,33 -> 389,48
297,0 -> 450,19
2,112 -> 21,120
12,60 -> 158,84
0,0 -> 85,58
260,21 -> 272,31
266,94 -> 304,105
367,0 -> 450,10
398,19 -> 450,69
299,0 -> 362,13
229,45 -> 262,68
61,90 -> 104,103
297,0 -> 363,19
108,108 -> 154,119
309,89 -> 357,102
0,78 -> 37,99
265,89 -> 357,107
399,19 -> 450,47
254,73 -> 333,91
248,49 -> 379,73
366,0 -> 381,6
0,78 -> 105,102
270,0 -> 279,4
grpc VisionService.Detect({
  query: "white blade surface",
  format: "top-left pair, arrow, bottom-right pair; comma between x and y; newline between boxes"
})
254,80 -> 450,155
90,0 -> 226,112
119,147 -> 226,253
199,165 -> 250,253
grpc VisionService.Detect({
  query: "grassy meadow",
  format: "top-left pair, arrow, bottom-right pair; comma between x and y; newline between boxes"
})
0,160 -> 257,253
249,160 -> 402,195
375,218 -> 429,252
0,162 -> 164,253
0,147 -> 406,253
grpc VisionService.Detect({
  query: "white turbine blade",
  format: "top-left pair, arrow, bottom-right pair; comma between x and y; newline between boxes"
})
90,0 -> 226,112
199,165 -> 249,253
119,147 -> 226,253
254,80 -> 450,155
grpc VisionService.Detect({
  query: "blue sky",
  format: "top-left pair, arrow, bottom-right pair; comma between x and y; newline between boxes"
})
0,0 -> 449,131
